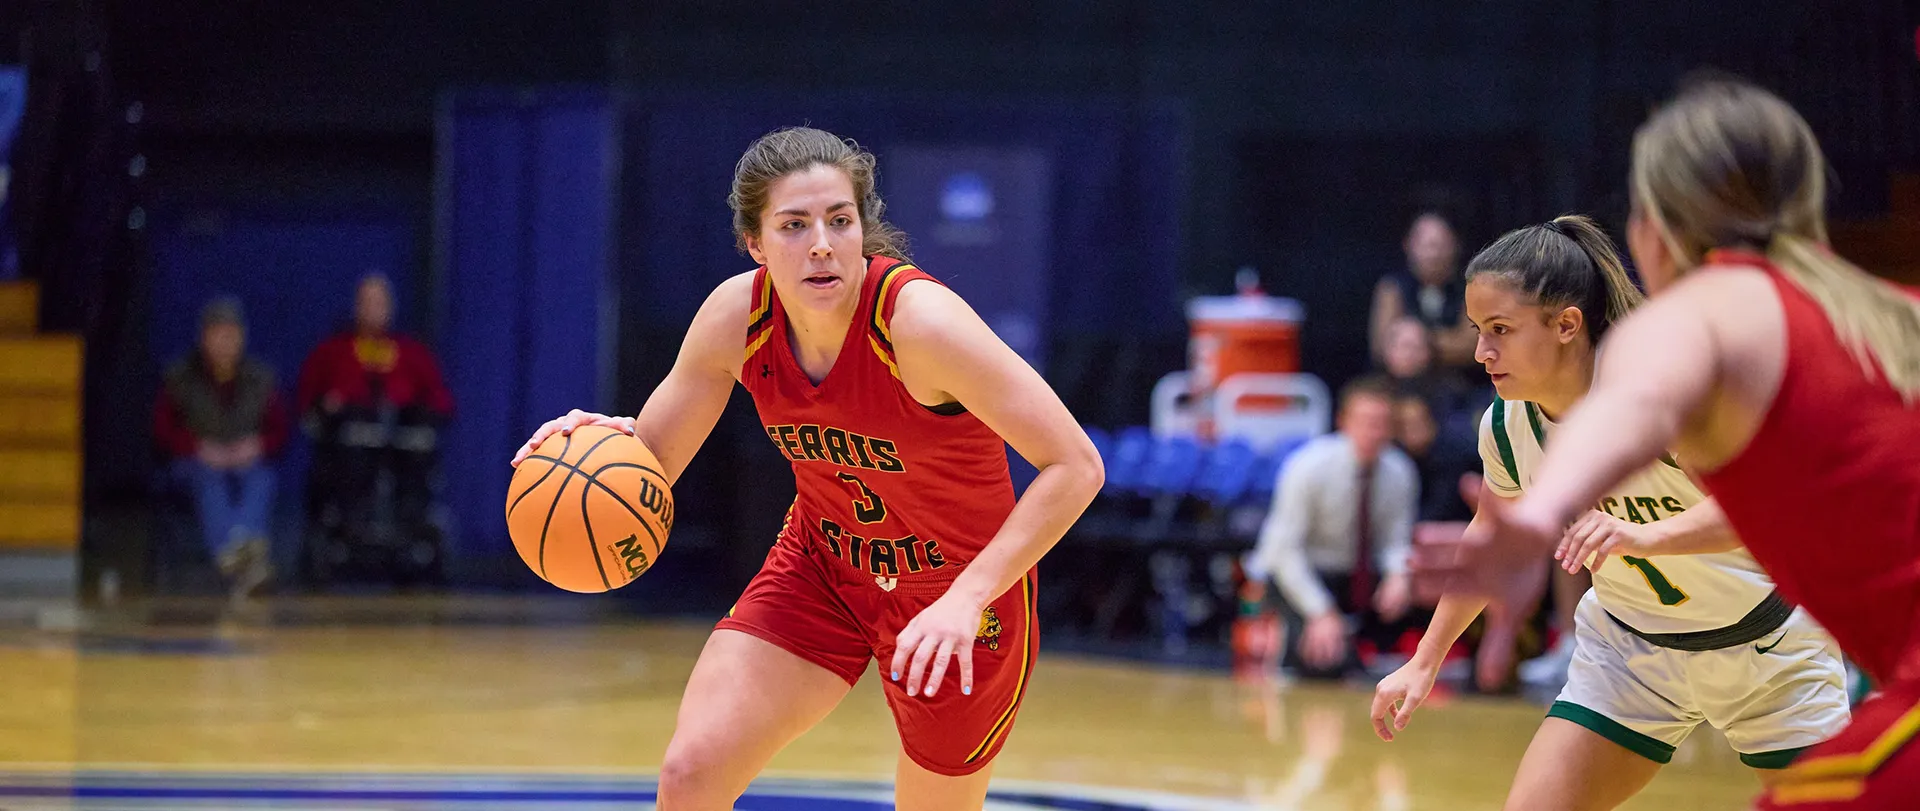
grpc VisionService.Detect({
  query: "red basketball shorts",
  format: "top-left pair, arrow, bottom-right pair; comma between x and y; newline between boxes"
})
1758,680 -> 1920,809
714,528 -> 1039,777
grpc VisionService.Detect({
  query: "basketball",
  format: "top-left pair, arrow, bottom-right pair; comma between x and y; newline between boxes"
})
505,424 -> 675,593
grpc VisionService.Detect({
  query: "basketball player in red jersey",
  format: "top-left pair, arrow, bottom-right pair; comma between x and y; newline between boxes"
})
510,128 -> 1103,810
1413,78 -> 1920,808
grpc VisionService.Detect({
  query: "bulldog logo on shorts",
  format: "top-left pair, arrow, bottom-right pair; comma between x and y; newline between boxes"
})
976,606 -> 1002,651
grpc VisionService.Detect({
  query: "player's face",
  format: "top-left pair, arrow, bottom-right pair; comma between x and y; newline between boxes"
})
1466,277 -> 1581,402
744,165 -> 867,313
1627,210 -> 1680,295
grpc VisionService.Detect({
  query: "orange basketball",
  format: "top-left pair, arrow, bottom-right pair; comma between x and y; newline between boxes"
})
505,424 -> 674,593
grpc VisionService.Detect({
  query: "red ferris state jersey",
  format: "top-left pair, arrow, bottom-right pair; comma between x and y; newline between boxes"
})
1696,251 -> 1920,684
741,255 -> 1017,593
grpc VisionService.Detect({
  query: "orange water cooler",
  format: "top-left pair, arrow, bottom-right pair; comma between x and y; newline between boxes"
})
1186,294 -> 1304,438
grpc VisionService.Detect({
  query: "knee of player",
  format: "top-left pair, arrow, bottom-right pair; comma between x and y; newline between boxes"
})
657,745 -> 733,800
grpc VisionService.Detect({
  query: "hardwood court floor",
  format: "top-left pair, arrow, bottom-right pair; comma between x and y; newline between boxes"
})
0,598 -> 1766,809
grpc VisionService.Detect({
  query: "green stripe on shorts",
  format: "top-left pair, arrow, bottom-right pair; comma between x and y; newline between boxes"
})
1740,745 -> 1810,770
1547,701 -> 1676,764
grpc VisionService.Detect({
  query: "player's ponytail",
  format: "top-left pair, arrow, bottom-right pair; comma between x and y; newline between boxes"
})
1632,75 -> 1920,401
1465,215 -> 1644,345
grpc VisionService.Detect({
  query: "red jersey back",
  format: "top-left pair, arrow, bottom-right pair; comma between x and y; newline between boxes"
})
741,256 -> 1017,593
1697,251 -> 1920,683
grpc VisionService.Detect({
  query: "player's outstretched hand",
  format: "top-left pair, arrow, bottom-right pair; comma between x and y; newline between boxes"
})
510,409 -> 636,467
1370,659 -> 1440,742
891,591 -> 985,700
1556,509 -> 1651,574
1411,497 -> 1554,614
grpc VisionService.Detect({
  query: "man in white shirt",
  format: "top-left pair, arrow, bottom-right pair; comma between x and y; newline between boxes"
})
1245,377 -> 1422,677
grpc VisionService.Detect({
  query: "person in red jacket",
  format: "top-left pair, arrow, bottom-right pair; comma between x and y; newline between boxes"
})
296,274 -> 453,558
153,296 -> 288,601
295,274 -> 453,422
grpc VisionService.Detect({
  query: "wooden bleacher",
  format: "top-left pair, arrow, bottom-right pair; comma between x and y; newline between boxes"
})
0,279 -> 84,557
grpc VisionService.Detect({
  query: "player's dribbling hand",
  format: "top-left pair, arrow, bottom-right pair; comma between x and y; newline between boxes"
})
1555,510 -> 1651,574
1369,658 -> 1439,742
510,409 -> 636,467
890,592 -> 984,700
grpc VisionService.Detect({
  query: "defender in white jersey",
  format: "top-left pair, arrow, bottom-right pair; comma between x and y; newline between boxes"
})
1371,216 -> 1847,811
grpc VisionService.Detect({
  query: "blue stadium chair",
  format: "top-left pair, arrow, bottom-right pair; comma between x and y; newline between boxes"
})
1102,426 -> 1154,496
1193,438 -> 1258,506
1246,453 -> 1280,506
1140,435 -> 1207,499
1083,425 -> 1112,469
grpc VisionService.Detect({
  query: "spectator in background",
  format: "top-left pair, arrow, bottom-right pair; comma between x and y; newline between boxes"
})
297,273 -> 453,542
295,273 -> 453,422
1379,315 -> 1481,435
1244,377 -> 1422,678
1392,392 -> 1478,524
153,296 -> 286,601
1370,213 -> 1477,377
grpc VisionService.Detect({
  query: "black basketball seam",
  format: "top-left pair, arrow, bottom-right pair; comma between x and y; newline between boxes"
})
532,457 -> 668,559
577,470 -> 614,591
507,433 -> 574,518
535,431 -> 625,581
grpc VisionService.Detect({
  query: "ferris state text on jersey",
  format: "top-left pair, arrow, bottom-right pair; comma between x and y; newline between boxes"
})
764,421 -> 947,582
764,423 -> 905,473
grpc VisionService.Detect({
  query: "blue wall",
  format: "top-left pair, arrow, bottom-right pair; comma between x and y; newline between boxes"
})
436,88 -> 618,572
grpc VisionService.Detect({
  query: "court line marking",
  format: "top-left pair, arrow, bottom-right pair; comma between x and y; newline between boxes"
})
0,769 -> 1263,810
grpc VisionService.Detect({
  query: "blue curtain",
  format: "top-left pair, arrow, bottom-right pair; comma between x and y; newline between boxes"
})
437,88 -> 617,569
0,66 -> 23,280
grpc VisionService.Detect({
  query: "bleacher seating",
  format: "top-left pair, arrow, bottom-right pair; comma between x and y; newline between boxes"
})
1069,416 -> 1322,655
0,280 -> 84,604
1191,438 -> 1257,507
1101,426 -> 1154,497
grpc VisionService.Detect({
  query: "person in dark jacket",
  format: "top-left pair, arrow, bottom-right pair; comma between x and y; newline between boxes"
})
153,296 -> 287,600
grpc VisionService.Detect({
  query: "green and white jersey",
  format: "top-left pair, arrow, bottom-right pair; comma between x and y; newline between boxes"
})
1479,398 -> 1777,634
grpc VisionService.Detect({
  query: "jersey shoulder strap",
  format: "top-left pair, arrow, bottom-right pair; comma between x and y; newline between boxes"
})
865,258 -> 939,380
744,266 -> 776,363
1489,395 -> 1522,486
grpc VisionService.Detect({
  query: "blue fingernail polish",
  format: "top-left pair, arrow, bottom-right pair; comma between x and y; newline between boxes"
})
963,686 -> 972,695
892,671 -> 900,680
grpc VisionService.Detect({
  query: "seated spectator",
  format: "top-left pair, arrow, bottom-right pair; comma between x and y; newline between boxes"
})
1370,212 -> 1477,380
1382,315 -> 1491,464
296,274 -> 453,546
1243,377 -> 1422,678
296,273 -> 453,424
152,297 -> 286,601
1392,392 -> 1479,524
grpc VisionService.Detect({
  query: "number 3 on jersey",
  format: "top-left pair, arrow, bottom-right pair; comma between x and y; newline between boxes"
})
836,472 -> 888,524
1621,556 -> 1690,606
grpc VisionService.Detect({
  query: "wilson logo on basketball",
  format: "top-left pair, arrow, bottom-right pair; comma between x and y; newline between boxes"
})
637,478 -> 675,531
